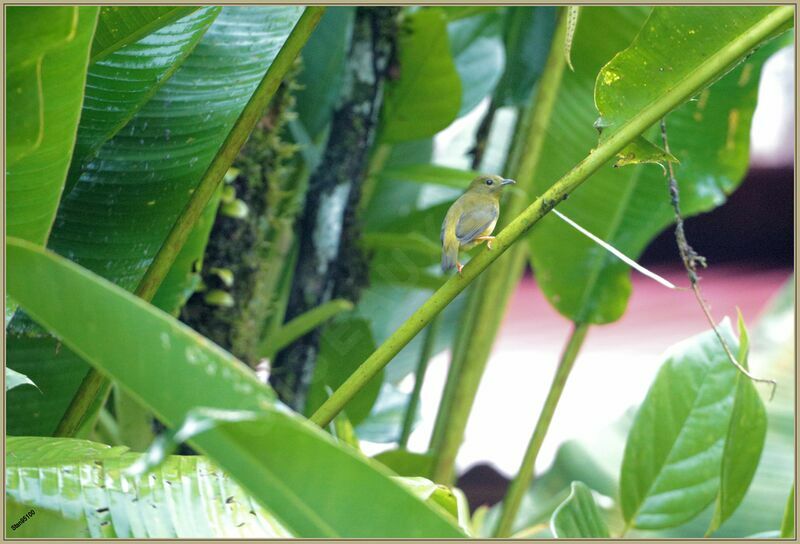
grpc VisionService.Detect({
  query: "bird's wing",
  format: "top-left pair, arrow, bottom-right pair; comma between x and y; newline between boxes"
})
455,206 -> 498,244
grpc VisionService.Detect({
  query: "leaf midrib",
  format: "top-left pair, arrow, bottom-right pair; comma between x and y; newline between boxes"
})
573,163 -> 644,323
626,360 -> 723,526
386,11 -> 458,119
73,8 -> 220,183
91,7 -> 199,64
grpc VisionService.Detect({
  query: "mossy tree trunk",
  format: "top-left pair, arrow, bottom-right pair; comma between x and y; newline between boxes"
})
271,7 -> 400,410
181,68 -> 305,367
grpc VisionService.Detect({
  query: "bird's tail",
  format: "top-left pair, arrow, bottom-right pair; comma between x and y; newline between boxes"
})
441,241 -> 458,272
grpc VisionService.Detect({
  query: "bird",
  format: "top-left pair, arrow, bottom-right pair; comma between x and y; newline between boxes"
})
441,174 -> 516,274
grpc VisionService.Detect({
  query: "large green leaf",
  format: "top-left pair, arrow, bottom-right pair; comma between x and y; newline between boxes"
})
90,6 -> 200,63
378,163 -> 478,190
595,7 -> 782,147
642,281 -> 793,538
7,192 -> 220,437
447,10 -> 505,116
400,476 -> 472,533
50,6 -> 303,293
374,449 -> 435,478
6,335 -> 87,436
529,6 -> 786,324
620,320 -> 741,529
485,279 -> 794,538
7,436 -> 469,537
7,238 -> 464,538
363,138 -> 434,232
67,7 -> 221,192
6,436 -> 291,538
150,188 -> 222,316
7,7 -> 98,244
8,7 -> 299,434
305,318 -> 384,426
294,7 -> 355,140
550,482 -> 610,538
380,9 -> 462,143
356,383 -> 410,442
354,284 -> 468,384
493,7 -> 556,107
708,315 -> 767,534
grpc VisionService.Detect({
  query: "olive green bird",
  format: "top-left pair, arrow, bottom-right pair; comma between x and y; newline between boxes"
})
441,174 -> 516,274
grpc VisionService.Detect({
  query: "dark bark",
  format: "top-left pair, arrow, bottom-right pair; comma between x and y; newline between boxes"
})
270,7 -> 399,410
469,100 -> 498,171
180,68 -> 303,367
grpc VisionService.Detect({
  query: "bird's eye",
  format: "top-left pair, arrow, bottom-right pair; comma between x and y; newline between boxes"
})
485,178 -> 494,186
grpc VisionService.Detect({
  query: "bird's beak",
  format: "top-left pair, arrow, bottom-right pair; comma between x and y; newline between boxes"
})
501,178 -> 516,186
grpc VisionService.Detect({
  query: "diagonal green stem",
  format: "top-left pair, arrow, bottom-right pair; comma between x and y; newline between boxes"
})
427,283 -> 482,455
53,7 -> 325,438
781,483 -> 795,538
260,298 -> 354,358
135,7 -> 324,301
428,7 -> 569,484
54,370 -> 110,438
493,322 -> 589,537
359,142 -> 392,214
308,5 -> 793,429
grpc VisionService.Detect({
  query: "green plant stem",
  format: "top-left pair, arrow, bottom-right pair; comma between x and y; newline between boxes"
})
427,102 -> 531,459
359,142 -> 392,213
781,483 -> 795,538
137,7 -> 324,301
427,79 -> 502,456
52,7 -> 325,438
95,408 -> 123,446
428,8 -> 569,484
428,250 -> 528,484
73,381 -> 114,438
53,370 -> 108,437
493,322 -> 589,537
427,283 -> 482,454
261,298 -> 355,358
308,5 -> 792,429
263,239 -> 301,345
257,160 -> 309,353
399,316 -> 441,448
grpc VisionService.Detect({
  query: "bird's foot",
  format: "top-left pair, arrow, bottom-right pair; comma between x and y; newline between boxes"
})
475,235 -> 496,250
456,262 -> 464,275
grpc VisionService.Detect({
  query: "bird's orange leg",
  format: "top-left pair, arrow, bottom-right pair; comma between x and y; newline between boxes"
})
456,261 -> 464,275
474,235 -> 496,250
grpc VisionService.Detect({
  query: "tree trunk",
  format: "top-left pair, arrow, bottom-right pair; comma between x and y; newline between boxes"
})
271,7 -> 399,410
180,67 -> 304,367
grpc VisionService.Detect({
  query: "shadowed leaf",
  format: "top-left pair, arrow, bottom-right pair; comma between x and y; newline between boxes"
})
551,482 -> 610,538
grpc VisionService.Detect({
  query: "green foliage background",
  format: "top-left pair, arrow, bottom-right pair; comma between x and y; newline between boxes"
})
5,5 -> 794,538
